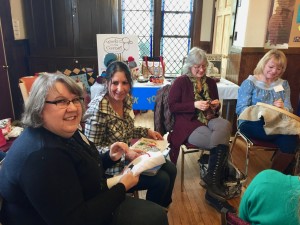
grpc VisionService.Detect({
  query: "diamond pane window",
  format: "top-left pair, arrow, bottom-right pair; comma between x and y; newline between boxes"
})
162,38 -> 190,74
122,0 -> 153,59
163,0 -> 192,11
163,13 -> 191,36
121,0 -> 194,74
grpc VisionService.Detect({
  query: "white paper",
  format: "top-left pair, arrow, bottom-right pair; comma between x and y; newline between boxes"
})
129,151 -> 166,176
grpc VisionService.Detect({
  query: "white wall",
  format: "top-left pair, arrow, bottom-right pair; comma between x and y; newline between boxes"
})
233,0 -> 272,47
233,0 -> 249,47
9,0 -> 26,40
200,0 -> 214,41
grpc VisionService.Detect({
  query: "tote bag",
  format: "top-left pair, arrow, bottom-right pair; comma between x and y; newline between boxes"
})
141,56 -> 165,79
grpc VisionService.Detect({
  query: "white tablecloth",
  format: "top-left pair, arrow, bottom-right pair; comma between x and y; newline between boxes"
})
217,78 -> 239,100
132,77 -> 239,100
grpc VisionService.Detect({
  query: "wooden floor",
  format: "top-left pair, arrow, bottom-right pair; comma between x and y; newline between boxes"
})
134,110 -> 274,225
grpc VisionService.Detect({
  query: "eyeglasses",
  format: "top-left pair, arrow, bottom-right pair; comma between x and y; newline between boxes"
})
45,97 -> 84,109
192,64 -> 207,70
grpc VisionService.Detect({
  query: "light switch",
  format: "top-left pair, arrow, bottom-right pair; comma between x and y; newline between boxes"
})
12,19 -> 21,39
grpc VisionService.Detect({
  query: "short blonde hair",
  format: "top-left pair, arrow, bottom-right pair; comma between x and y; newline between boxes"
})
254,49 -> 287,77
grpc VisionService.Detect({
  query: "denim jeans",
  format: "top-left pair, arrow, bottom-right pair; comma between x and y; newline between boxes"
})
238,119 -> 298,153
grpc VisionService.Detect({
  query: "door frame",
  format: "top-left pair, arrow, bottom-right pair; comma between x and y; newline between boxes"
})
0,18 -> 14,119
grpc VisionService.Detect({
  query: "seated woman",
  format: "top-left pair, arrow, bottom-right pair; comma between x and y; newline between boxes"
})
167,47 -> 234,212
239,169 -> 300,225
84,61 -> 177,208
0,73 -> 168,225
236,49 -> 298,174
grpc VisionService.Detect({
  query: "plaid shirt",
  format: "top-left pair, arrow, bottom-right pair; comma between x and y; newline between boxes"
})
84,92 -> 149,175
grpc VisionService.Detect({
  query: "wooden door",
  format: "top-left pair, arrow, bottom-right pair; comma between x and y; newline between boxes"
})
23,0 -> 74,57
212,0 -> 237,77
74,0 -> 119,56
0,19 -> 14,119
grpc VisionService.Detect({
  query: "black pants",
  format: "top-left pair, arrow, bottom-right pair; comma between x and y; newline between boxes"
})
111,196 -> 169,225
129,159 -> 177,207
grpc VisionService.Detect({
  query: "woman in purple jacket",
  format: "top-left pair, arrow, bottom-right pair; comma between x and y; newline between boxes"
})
168,47 -> 234,213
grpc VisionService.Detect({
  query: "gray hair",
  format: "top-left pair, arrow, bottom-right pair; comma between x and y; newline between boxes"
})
21,73 -> 84,128
182,47 -> 208,75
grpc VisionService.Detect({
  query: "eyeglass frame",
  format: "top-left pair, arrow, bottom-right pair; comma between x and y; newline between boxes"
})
192,64 -> 207,70
45,97 -> 84,109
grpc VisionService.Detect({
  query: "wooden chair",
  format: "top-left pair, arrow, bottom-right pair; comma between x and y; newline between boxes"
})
180,143 -> 206,192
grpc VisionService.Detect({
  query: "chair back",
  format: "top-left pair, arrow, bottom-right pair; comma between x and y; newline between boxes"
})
154,84 -> 174,135
19,76 -> 38,103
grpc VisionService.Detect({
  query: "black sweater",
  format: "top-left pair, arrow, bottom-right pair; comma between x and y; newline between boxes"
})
0,127 -> 126,225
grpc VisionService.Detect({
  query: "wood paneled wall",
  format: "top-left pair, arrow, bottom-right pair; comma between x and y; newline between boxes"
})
227,47 -> 300,112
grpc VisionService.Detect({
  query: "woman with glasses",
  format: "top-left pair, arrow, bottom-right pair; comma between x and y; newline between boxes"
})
84,61 -> 176,209
0,73 -> 168,225
168,47 -> 234,213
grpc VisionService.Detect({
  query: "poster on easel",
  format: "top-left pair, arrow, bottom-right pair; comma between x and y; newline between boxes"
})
96,34 -> 139,75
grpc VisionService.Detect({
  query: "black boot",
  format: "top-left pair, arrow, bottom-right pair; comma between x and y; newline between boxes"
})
202,144 -> 229,200
205,192 -> 236,213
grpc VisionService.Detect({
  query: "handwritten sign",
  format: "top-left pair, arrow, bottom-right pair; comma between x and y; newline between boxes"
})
97,34 -> 139,74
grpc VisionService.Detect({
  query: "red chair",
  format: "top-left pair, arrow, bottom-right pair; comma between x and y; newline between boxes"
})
221,211 -> 250,225
19,76 -> 38,103
230,129 -> 279,179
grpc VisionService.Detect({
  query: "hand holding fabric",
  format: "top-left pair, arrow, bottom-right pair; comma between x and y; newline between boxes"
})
109,142 -> 129,161
147,129 -> 163,140
210,99 -> 220,110
119,170 -> 139,191
194,100 -> 210,111
273,98 -> 285,109
125,149 -> 145,161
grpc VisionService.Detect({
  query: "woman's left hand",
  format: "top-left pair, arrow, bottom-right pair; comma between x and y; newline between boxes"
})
109,142 -> 129,161
210,99 -> 220,109
147,129 -> 163,140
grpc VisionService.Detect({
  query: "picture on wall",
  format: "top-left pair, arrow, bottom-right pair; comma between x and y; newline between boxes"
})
288,0 -> 300,46
265,0 -> 296,49
97,34 -> 139,75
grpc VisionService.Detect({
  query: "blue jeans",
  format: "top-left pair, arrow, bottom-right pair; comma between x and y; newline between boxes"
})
238,119 -> 298,153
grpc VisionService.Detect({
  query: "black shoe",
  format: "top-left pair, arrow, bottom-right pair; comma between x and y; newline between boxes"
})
205,192 -> 236,214
199,154 -> 209,188
199,179 -> 207,188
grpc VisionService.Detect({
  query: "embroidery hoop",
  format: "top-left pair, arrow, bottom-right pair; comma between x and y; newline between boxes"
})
256,102 -> 300,122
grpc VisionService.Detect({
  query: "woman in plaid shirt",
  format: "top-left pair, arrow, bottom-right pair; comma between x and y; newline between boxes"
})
85,61 -> 176,208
